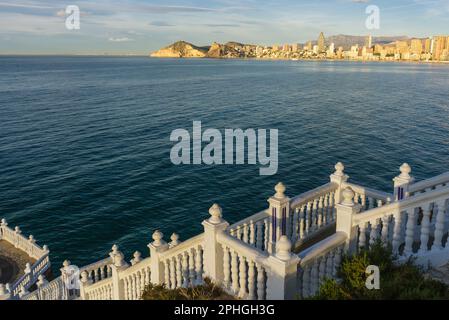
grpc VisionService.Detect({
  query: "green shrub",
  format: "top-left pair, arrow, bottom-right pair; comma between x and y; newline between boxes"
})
314,241 -> 449,300
141,278 -> 236,300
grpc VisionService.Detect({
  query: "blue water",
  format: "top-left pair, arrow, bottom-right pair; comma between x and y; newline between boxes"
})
1,56 -> 449,268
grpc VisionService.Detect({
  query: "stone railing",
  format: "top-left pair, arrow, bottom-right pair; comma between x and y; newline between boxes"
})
21,276 -> 65,300
297,232 -> 346,298
8,162 -> 449,301
0,219 -> 51,300
408,171 -> 449,196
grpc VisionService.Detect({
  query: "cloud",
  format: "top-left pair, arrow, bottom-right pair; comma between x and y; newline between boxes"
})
149,21 -> 175,27
351,0 -> 369,3
108,37 -> 134,42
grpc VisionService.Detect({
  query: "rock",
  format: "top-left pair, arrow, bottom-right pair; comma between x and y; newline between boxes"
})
150,41 -> 208,58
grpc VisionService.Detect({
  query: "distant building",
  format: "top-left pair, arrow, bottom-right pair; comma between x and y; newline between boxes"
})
410,39 -> 423,55
313,45 -> 319,54
317,32 -> 325,53
365,35 -> 373,49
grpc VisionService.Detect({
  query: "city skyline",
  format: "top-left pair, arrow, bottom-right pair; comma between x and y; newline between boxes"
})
0,0 -> 449,55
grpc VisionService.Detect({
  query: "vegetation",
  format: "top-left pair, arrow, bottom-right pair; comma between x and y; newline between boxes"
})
314,242 -> 449,300
141,278 -> 235,300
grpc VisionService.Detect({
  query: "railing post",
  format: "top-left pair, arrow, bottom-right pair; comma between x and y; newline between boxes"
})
109,244 -> 129,300
60,259 -> 80,300
79,270 -> 92,300
266,236 -> 300,300
335,187 -> 361,254
267,183 -> 290,254
148,231 -> 169,285
393,163 -> 414,201
0,218 -> 7,240
0,284 -> 11,300
330,162 -> 349,204
202,203 -> 229,283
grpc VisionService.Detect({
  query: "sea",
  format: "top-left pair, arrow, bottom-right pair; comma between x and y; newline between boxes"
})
1,56 -> 448,268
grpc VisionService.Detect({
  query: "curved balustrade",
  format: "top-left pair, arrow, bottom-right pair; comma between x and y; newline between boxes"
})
158,234 -> 205,290
217,232 -> 269,300
352,185 -> 449,260
297,232 -> 346,298
79,257 -> 113,284
343,182 -> 392,211
22,277 -> 65,300
409,172 -> 449,196
290,183 -> 339,245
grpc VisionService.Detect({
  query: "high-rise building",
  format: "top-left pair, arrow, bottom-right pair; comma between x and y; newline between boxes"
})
410,39 -> 423,55
365,35 -> 373,48
318,32 -> 325,53
424,38 -> 431,53
432,36 -> 447,60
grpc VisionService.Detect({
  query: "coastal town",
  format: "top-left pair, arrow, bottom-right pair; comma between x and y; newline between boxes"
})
151,33 -> 449,62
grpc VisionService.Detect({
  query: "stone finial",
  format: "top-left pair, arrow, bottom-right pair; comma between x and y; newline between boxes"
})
37,275 -> 48,287
169,233 -> 180,248
19,286 -> 29,298
334,162 -> 345,176
274,182 -> 286,199
43,245 -> 49,252
80,271 -> 89,283
14,226 -> 21,234
276,236 -> 292,261
1,218 -> 7,227
208,203 -> 223,224
62,260 -> 71,268
109,244 -> 125,267
24,263 -> 32,274
152,230 -> 164,246
399,163 -> 411,179
28,235 -> 35,243
0,284 -> 7,295
341,187 -> 355,206
131,251 -> 142,265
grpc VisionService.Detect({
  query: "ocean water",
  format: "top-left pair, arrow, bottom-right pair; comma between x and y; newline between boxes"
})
1,56 -> 449,268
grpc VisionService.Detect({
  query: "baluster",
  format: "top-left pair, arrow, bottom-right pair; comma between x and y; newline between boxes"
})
404,208 -> 416,255
302,265 -> 310,298
369,219 -> 379,246
170,258 -> 176,289
419,203 -> 432,253
176,256 -> 182,287
326,251 -> 334,277
243,223 -> 249,243
330,192 -> 336,221
94,269 -> 99,282
140,271 -> 145,296
188,249 -> 196,286
107,266 -> 112,277
247,260 -> 256,300
256,264 -> 265,300
381,215 -> 390,245
377,199 -> 383,208
236,228 -> 242,240
100,266 -> 105,280
358,222 -> 367,250
164,260 -> 170,288
231,250 -> 239,294
319,255 -> 326,284
182,252 -> 189,287
368,197 -> 374,209
223,246 -> 231,288
133,274 -> 139,300
299,206 -> 305,240
256,220 -> 264,250
323,194 -> 329,225
432,200 -> 447,250
392,211 -> 403,254
310,259 -> 319,295
354,193 -> 360,205
238,256 -> 247,298
317,196 -> 324,228
291,208 -> 299,243
361,195 -> 366,211
195,246 -> 203,285
305,201 -> 312,235
249,221 -> 256,246
333,247 -> 341,277
264,219 -> 269,251
312,199 -> 319,231
230,229 -> 236,237
127,277 -> 132,300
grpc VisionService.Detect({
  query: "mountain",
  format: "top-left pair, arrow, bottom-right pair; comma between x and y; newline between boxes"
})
324,34 -> 409,49
150,41 -> 209,58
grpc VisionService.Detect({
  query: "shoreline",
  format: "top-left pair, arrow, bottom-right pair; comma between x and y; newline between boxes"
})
1,54 -> 449,65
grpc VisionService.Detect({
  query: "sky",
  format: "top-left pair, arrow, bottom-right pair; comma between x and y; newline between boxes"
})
0,0 -> 448,55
